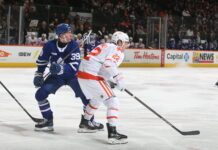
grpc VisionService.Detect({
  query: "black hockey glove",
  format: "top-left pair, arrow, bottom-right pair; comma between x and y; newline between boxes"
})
50,63 -> 64,75
113,73 -> 125,91
107,80 -> 116,89
33,71 -> 44,87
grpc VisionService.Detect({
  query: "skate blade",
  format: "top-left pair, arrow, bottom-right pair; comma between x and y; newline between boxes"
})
97,128 -> 104,131
34,126 -> 54,132
108,138 -> 128,145
77,128 -> 97,133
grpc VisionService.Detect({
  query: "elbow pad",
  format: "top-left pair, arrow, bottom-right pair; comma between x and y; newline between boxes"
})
99,60 -> 119,79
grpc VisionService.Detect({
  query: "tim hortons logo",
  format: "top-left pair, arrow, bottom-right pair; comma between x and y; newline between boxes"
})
0,50 -> 11,57
134,51 -> 159,60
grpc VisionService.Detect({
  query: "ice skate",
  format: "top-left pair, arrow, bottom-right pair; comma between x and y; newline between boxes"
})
106,123 -> 128,144
77,115 -> 97,133
35,118 -> 54,132
91,120 -> 104,131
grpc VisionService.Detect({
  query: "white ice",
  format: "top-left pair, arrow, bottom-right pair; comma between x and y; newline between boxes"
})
0,67 -> 218,150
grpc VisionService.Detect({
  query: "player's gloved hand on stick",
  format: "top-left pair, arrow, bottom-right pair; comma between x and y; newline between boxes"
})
33,71 -> 44,87
107,80 -> 116,89
113,73 -> 125,91
49,63 -> 64,75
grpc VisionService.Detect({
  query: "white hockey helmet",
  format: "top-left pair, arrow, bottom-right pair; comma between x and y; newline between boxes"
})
111,31 -> 129,44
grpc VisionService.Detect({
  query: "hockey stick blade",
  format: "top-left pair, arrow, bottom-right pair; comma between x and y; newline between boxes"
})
0,81 -> 44,123
32,117 -> 44,123
180,130 -> 200,136
124,89 -> 200,136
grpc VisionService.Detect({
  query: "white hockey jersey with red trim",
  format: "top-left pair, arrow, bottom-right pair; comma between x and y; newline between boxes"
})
79,43 -> 124,80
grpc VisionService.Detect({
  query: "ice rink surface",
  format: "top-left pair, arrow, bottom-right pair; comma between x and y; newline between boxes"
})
0,67 -> 218,150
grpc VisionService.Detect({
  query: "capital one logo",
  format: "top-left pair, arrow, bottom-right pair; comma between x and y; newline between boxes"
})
184,53 -> 189,62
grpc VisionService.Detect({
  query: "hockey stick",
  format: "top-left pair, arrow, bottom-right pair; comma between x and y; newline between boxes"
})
43,30 -> 92,79
124,88 -> 200,136
0,81 -> 44,123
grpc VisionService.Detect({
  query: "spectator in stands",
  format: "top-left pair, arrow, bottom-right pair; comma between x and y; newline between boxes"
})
136,24 -> 146,36
59,13 -> 67,23
137,38 -> 145,49
108,33 -> 112,43
196,31 -> 201,45
37,33 -> 48,46
103,35 -> 110,43
76,33 -> 84,48
48,22 -> 55,33
38,21 -> 49,38
99,26 -> 108,39
129,37 -> 135,48
1,0 -> 217,50
186,26 -> 194,38
75,23 -> 85,35
26,32 -> 38,45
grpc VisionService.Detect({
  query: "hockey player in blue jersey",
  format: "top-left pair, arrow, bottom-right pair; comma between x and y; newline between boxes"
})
83,32 -> 101,57
33,23 -> 103,131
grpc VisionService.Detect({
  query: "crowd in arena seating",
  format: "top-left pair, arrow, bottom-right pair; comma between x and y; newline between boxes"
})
0,0 -> 217,50
0,0 -> 7,43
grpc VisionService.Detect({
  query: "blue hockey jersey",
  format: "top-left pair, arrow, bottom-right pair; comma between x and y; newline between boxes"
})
84,40 -> 101,55
36,39 -> 80,79
83,33 -> 101,56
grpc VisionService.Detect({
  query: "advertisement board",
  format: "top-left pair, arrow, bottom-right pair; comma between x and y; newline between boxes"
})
1,45 -> 218,67
191,51 -> 218,67
122,49 -> 162,67
0,45 -> 41,67
164,50 -> 193,67
192,51 -> 214,63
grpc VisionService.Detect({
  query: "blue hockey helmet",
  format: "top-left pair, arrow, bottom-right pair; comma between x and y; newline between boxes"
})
55,23 -> 71,36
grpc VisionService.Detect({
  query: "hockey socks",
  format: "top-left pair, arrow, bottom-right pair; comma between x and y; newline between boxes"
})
37,99 -> 53,120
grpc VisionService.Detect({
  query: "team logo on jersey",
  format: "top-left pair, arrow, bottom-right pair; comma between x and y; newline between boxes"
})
112,54 -> 120,62
0,50 -> 11,57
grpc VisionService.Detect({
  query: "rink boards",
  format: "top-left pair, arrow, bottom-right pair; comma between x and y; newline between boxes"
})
0,45 -> 218,67
122,49 -> 218,67
0,45 -> 41,67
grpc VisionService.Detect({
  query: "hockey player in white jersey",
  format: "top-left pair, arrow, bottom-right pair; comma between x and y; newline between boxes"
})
77,31 -> 129,144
